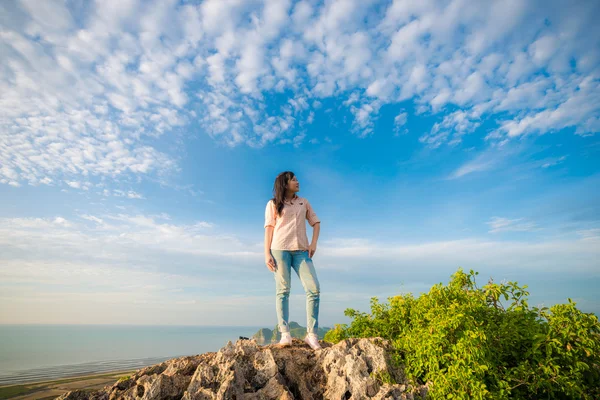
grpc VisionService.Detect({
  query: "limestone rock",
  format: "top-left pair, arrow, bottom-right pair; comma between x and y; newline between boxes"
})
56,338 -> 428,400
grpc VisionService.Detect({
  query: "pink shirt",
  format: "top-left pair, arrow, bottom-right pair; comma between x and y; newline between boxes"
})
264,195 -> 320,251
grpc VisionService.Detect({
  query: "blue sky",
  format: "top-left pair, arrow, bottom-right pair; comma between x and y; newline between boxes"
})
0,0 -> 599,327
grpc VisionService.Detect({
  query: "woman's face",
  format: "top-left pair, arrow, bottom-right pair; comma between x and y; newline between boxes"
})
287,175 -> 299,192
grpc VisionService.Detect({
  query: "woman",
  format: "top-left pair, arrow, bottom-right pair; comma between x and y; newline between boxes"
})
264,171 -> 322,350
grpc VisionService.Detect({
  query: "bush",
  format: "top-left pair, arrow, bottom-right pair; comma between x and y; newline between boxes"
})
324,268 -> 600,399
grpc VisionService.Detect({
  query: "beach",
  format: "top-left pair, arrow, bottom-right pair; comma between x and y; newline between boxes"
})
0,369 -> 138,400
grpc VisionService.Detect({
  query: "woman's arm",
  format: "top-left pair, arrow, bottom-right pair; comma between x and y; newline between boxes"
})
308,222 -> 320,258
310,222 -> 320,246
264,226 -> 276,271
264,226 -> 274,255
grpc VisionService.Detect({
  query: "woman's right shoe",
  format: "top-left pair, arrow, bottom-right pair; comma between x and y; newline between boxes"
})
278,332 -> 292,347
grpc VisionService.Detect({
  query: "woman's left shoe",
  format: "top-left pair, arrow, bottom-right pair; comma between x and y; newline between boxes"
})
304,333 -> 322,350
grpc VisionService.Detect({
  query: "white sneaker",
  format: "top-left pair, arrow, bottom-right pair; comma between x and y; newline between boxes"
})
278,332 -> 292,347
304,333 -> 322,350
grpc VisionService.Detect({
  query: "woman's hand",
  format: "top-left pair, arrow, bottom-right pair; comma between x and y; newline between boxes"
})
265,253 -> 276,272
308,242 -> 317,258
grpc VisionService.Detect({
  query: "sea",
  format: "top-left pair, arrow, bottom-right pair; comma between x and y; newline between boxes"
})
0,324 -> 265,386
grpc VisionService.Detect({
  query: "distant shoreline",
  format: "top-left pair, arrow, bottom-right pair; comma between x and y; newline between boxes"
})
0,368 -> 139,400
0,355 -> 175,388
0,368 -> 138,388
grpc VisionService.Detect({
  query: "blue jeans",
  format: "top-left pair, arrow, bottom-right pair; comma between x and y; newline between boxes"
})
270,250 -> 320,334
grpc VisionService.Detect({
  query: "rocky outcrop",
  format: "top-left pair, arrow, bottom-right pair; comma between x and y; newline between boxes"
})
56,337 -> 428,400
251,328 -> 273,345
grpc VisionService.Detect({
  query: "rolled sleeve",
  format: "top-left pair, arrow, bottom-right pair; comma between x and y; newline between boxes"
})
305,199 -> 320,227
264,200 -> 276,228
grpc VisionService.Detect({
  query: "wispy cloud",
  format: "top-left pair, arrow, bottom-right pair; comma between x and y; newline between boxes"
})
541,155 -> 567,168
487,217 -> 538,233
393,110 -> 408,136
420,110 -> 481,148
113,190 -> 145,199
576,228 -> 600,240
448,149 -> 503,179
1,210 -> 598,324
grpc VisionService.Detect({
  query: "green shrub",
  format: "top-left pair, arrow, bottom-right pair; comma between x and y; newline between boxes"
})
370,369 -> 396,385
323,268 -> 600,399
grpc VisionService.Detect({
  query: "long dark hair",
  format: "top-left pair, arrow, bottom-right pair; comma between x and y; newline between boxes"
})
271,171 -> 297,217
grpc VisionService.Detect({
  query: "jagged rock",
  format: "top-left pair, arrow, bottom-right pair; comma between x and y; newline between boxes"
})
56,338 -> 428,400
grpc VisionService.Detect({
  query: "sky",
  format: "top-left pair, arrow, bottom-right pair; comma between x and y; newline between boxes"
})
0,0 -> 599,327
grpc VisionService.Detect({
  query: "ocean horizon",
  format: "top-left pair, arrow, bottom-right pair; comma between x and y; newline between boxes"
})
0,324 -> 266,386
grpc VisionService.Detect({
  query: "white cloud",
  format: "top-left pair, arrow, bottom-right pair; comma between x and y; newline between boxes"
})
291,1 -> 313,28
0,0 -> 186,189
320,235 -> 599,275
349,99 -> 382,137
1,0 -> 599,189
576,229 -> 600,240
112,189 -> 145,199
292,132 -> 306,148
66,181 -> 81,189
1,211 -> 598,324
541,155 -> 567,168
127,191 -> 144,199
80,214 -> 104,224
487,217 -> 538,233
394,111 -> 407,127
52,217 -> 71,227
421,110 -> 481,148
449,152 -> 497,179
